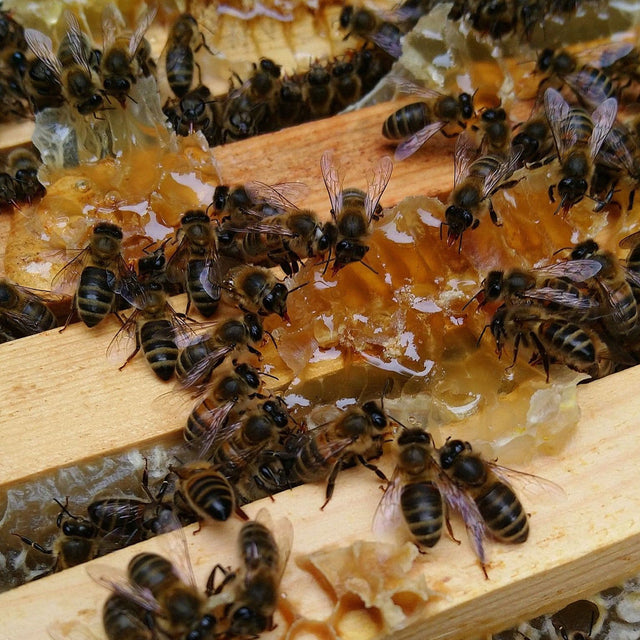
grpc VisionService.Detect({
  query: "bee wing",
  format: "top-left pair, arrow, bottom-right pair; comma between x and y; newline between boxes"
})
24,28 -> 62,77
391,77 -> 444,101
543,88 -> 574,161
394,121 -> 446,161
228,221 -> 297,238
101,4 -> 123,51
168,303 -> 197,349
51,247 -> 90,294
128,6 -> 157,58
369,30 -> 402,59
588,97 -> 618,160
488,462 -> 565,500
254,507 -> 294,581
452,131 -> 478,187
321,150 -> 344,222
597,126 -> 637,175
86,563 -> 161,614
243,181 -> 308,211
599,42 -> 636,68
372,466 -> 405,536
166,240 -> 190,285
106,311 -> 138,364
364,156 -> 393,221
532,258 -> 603,281
522,287 -> 602,311
619,230 -> 640,250
480,149 -> 522,200
198,245 -> 222,301
178,343 -> 234,392
187,400 -> 236,459
64,10 -> 92,72
564,68 -> 613,110
113,262 -> 147,307
435,472 -> 487,566
156,512 -> 199,590
621,265 -> 640,289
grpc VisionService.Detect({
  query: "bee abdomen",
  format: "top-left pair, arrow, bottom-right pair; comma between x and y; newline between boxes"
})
540,320 -> 596,366
240,521 -> 278,571
187,473 -> 234,521
400,481 -> 443,548
140,320 -> 178,380
476,482 -> 528,543
382,102 -> 431,140
185,396 -> 216,442
129,552 -> 174,593
77,266 -> 116,327
22,299 -> 57,332
291,436 -> 333,483
187,260 -> 220,317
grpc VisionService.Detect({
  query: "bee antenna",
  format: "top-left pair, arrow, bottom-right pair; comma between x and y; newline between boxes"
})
53,497 -> 73,518
553,244 -> 572,256
258,370 -> 279,381
359,259 -> 378,275
476,322 -> 491,348
387,412 -> 408,430
288,281 -> 309,294
265,329 -> 278,350
462,289 -> 483,311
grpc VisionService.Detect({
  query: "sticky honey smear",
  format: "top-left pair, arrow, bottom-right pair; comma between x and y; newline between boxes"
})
297,540 -> 433,639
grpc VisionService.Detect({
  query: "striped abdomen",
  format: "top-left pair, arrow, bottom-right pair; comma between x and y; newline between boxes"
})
103,593 -> 152,640
20,298 -> 57,333
475,481 -> 528,543
400,481 -> 443,548
382,102 -> 431,140
140,318 -> 178,380
166,45 -> 194,98
239,520 -> 279,572
128,552 -> 176,595
539,318 -> 597,367
183,470 -> 235,521
186,259 -> 219,317
77,266 -> 115,327
291,432 -> 337,484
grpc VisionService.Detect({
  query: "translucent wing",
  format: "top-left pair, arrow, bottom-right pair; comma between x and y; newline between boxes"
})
243,181 -> 309,212
597,125 -> 638,175
599,42 -> 636,68
394,121 -> 446,161
621,264 -> 640,289
178,343 -> 234,392
24,28 -> 62,77
372,466 -> 405,536
321,150 -> 344,221
452,131 -> 478,187
564,67 -> 613,110
106,310 -> 138,364
186,399 -> 236,459
544,87 -> 573,162
391,77 -> 444,101
521,287 -> 601,311
166,239 -> 190,285
619,230 -> 640,250
488,462 -> 565,501
128,6 -> 157,58
156,512 -> 198,590
64,10 -> 92,71
101,4 -> 123,51
364,156 -> 393,221
480,148 -> 522,200
254,507 -> 294,581
51,247 -> 90,294
198,245 -> 222,301
588,97 -> 617,160
532,258 -> 603,281
370,30 -> 402,59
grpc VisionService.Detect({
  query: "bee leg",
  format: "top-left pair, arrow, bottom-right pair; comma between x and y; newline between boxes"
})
444,511 -> 461,545
530,332 -> 550,382
356,455 -> 387,481
235,505 -> 250,521
629,188 -> 636,212
488,200 -> 502,227
59,295 -> 78,333
320,461 -> 342,510
548,184 -> 556,203
11,533 -> 53,555
119,334 -> 141,371
206,563 -> 235,596
440,129 -> 458,139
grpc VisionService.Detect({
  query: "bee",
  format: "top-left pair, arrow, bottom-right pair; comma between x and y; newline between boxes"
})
163,84 -> 222,146
570,239 -> 640,340
550,599 -> 600,640
353,43 -> 394,95
224,265 -> 290,319
52,222 -> 137,328
0,170 -> 17,207
321,149 -> 393,273
437,439 -> 538,577
382,82 -> 474,160
473,106 -> 511,155
6,146 -> 45,202
330,55 -> 362,112
465,260 -> 603,319
339,5 -> 403,59
165,13 -> 214,99
0,4 -> 26,51
208,508 -> 293,639
291,398 -> 390,508
176,312 -> 264,392
24,16 -> 104,117
12,497 -> 101,576
302,61 -> 334,119
167,209 -> 221,317
489,303 -> 614,381
170,460 -> 248,524
442,132 -> 521,249
0,277 -> 60,339
100,5 -> 157,105
102,593 -> 154,640
511,112 -> 555,168
276,76 -> 304,128
221,89 -> 266,142
373,427 -> 446,549
22,30 -> 65,113
544,88 -> 617,214
183,360 -> 263,446
88,463 -> 174,544
241,58 -> 282,131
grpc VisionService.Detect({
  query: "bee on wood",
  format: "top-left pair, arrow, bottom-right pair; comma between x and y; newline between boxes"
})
176,312 -> 264,392
544,88 -> 617,214
102,593 -> 155,640
330,55 -> 362,112
100,5 -> 157,105
321,150 -> 393,273
167,209 -> 221,318
442,131 -> 522,250
382,81 -> 474,160
290,398 -> 390,508
206,508 -> 293,639
221,89 -> 266,142
12,497 -> 101,576
0,277 -> 61,339
52,222 -> 139,328
224,265 -> 290,320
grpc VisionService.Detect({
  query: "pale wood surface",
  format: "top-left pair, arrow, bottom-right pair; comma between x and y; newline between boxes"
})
1,366 -> 640,640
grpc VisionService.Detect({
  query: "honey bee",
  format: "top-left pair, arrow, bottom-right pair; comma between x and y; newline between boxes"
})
291,398 -> 390,508
24,15 -> 104,117
207,508 -> 293,638
165,13 -> 213,99
339,5 -> 403,59
12,497 -> 101,576
570,239 -> 640,340
176,312 -> 264,392
0,277 -> 60,339
275,76 -> 304,128
442,132 -> 522,249
6,146 -> 45,202
0,4 -> 26,51
544,88 -> 617,214
52,222 -> 138,328
489,303 -> 615,381
22,33 -> 65,113
100,5 -> 157,105
241,58 -> 282,131
550,599 -> 600,640
511,112 -> 555,168
221,89 -> 266,142
302,61 -> 334,119
382,82 -> 474,160
330,55 -> 362,112
170,460 -> 248,524
465,260 -> 603,319
0,170 -> 17,207
224,265 -> 290,320
321,149 -> 393,273
373,427 -> 446,549
102,593 -> 154,640
163,84 -> 222,146
167,209 -> 221,317
473,106 -> 511,155
88,463 -> 174,544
